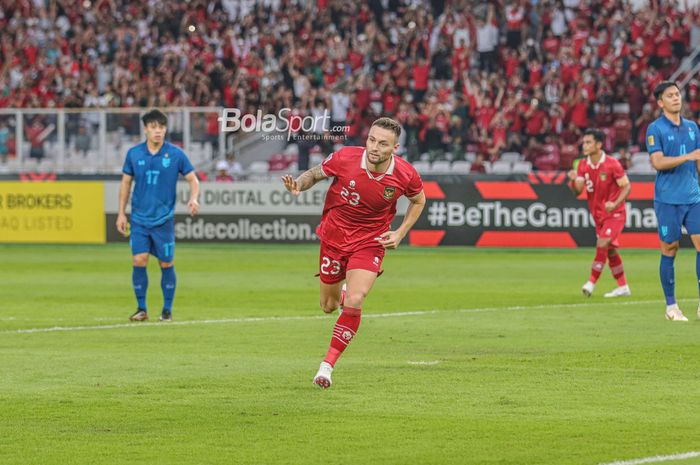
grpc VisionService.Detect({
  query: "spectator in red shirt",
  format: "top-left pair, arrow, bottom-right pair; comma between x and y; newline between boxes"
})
412,57 -> 430,104
505,1 -> 525,49
470,153 -> 487,173
215,160 -> 234,182
25,117 -> 52,160
524,98 -> 548,142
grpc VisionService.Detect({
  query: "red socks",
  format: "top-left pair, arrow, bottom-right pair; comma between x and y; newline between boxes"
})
323,306 -> 361,367
608,251 -> 627,286
589,247 -> 607,283
589,247 -> 627,286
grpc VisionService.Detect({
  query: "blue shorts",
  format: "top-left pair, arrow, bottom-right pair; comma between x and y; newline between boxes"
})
130,219 -> 175,262
654,200 -> 700,243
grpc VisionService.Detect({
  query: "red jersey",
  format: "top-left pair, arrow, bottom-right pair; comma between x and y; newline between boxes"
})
318,146 -> 424,253
576,153 -> 627,221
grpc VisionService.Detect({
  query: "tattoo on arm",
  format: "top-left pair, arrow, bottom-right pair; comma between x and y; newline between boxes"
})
295,164 -> 327,191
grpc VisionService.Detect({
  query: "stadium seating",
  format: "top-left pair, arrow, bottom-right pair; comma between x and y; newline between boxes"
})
512,161 -> 533,174
491,160 -> 513,174
429,161 -> 452,174
412,161 -> 431,175
0,0 -> 692,176
451,161 -> 472,174
500,152 -> 523,163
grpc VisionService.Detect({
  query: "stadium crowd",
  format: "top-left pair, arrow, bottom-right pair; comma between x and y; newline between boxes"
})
2,0 -> 700,171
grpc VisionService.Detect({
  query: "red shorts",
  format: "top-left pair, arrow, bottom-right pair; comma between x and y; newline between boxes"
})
318,241 -> 385,284
595,215 -> 625,248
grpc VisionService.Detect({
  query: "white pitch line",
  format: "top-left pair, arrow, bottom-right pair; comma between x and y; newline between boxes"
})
598,451 -> 700,465
0,298 -> 693,335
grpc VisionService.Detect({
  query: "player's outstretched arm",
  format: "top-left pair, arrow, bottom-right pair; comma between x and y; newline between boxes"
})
378,190 -> 426,249
282,164 -> 328,196
116,174 -> 133,235
185,171 -> 200,216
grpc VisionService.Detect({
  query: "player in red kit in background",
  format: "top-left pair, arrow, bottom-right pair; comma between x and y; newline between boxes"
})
282,117 -> 426,389
568,128 -> 632,298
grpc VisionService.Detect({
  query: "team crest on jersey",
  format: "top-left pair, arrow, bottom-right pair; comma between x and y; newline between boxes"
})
138,160 -> 145,166
600,172 -> 607,181
648,135 -> 654,146
383,186 -> 396,200
349,180 -> 356,189
690,127 -> 696,141
162,157 -> 171,168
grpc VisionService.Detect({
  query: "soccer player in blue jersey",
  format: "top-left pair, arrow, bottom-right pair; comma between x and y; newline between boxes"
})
116,109 -> 200,322
646,81 -> 700,321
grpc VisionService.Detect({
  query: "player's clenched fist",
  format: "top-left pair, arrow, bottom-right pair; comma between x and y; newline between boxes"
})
282,174 -> 301,196
377,231 -> 403,249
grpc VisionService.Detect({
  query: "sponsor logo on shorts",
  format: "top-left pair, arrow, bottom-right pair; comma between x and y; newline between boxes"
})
661,225 -> 668,237
373,256 -> 379,266
383,186 -> 396,200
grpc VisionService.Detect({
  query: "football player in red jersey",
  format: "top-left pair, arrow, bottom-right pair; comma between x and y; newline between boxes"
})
282,117 -> 426,388
568,128 -> 632,298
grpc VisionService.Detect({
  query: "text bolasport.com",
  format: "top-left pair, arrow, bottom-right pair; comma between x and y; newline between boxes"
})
262,131 -> 348,142
218,108 -> 348,141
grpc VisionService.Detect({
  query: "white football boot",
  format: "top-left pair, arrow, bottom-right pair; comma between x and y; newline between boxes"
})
313,361 -> 333,389
665,304 -> 688,322
581,281 -> 595,297
604,285 -> 631,298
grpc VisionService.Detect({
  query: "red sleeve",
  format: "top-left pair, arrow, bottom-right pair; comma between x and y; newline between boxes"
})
320,150 -> 342,177
405,169 -> 424,198
612,159 -> 625,180
576,160 -> 585,178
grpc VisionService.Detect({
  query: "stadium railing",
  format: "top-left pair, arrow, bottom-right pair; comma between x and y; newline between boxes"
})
0,107 -> 225,175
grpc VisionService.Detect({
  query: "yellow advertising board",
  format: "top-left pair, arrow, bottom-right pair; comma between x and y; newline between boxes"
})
0,182 -> 105,243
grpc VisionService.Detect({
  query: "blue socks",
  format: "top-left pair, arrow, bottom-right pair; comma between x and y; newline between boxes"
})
660,255 -> 676,306
161,266 -> 176,312
133,266 -> 176,313
132,266 -> 148,310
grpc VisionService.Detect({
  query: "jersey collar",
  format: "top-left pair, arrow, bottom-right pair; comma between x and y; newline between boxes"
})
586,151 -> 606,169
661,113 -> 683,128
146,141 -> 167,156
360,149 -> 395,181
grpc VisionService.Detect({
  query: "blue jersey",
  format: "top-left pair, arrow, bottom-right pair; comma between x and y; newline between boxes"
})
122,141 -> 194,227
646,114 -> 700,205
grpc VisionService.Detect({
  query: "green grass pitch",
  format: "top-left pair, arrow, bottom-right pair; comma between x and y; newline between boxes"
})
2,243 -> 700,465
